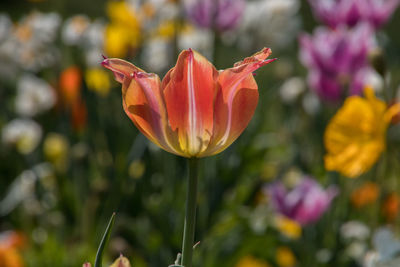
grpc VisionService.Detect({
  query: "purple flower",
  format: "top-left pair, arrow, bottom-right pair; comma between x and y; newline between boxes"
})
183,0 -> 245,31
299,24 -> 373,101
308,0 -> 400,29
266,177 -> 338,225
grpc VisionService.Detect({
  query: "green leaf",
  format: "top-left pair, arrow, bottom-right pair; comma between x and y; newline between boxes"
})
94,212 -> 116,267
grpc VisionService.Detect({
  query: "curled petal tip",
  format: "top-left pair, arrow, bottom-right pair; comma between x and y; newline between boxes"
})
100,55 -> 111,67
258,58 -> 277,67
264,58 -> 278,63
187,48 -> 194,60
101,58 -> 109,67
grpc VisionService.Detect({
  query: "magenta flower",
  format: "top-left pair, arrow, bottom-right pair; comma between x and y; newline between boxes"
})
299,24 -> 373,102
308,0 -> 400,29
183,0 -> 245,31
266,177 -> 338,225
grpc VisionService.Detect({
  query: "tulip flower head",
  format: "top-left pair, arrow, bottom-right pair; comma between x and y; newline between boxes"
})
299,24 -> 373,102
267,177 -> 338,225
102,48 -> 275,158
308,0 -> 400,29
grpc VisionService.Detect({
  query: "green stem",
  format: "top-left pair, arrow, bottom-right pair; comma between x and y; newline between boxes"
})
181,158 -> 199,267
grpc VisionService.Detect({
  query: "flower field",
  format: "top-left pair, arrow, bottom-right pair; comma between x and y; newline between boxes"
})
1,0 -> 400,266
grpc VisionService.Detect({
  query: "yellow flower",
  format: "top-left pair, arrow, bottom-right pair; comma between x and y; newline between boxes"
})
156,21 -> 176,39
324,87 -> 400,178
109,255 -> 131,267
43,133 -> 69,171
276,247 -> 296,267
274,216 -> 302,240
235,256 -> 271,267
128,160 -> 146,179
104,1 -> 141,57
85,68 -> 111,96
83,255 -> 131,267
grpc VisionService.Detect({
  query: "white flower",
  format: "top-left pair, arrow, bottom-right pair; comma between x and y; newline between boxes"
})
341,221 -> 370,241
82,20 -> 105,66
279,77 -> 306,103
28,12 -> 61,43
0,169 -> 37,215
141,38 -> 172,73
365,69 -> 384,93
82,19 -> 105,48
62,15 -> 90,45
85,48 -> 104,67
0,11 -> 61,72
346,241 -> 367,261
0,14 -> 12,43
340,221 -> 370,240
373,227 -> 400,262
178,26 -> 214,60
231,0 -> 301,50
302,92 -> 320,115
0,163 -> 55,216
2,118 -> 42,154
15,74 -> 56,117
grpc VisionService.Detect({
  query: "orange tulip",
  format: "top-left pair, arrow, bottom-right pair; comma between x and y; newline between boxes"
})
59,66 -> 82,106
102,48 -> 275,157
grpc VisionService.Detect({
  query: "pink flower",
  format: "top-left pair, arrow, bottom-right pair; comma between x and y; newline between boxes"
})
299,24 -> 373,102
183,0 -> 245,31
266,177 -> 338,225
308,0 -> 400,29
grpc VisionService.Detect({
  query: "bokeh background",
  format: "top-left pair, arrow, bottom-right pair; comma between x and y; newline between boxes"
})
1,0 -> 400,266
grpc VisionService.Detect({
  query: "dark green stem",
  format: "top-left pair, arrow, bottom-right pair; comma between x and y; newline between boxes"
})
181,158 -> 199,267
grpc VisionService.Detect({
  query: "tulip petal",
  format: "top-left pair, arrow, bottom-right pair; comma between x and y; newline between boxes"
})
162,49 -> 218,157
102,58 -> 181,155
202,48 -> 275,156
101,58 -> 144,84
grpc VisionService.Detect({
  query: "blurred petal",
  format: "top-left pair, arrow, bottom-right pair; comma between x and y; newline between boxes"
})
324,88 -> 388,177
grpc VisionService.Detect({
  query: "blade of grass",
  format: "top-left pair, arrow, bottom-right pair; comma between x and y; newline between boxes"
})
94,212 -> 116,267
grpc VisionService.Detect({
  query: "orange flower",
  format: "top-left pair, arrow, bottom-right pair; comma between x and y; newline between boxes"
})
350,182 -> 380,208
382,193 -> 399,222
0,231 -> 26,267
276,246 -> 296,267
71,100 -> 88,131
102,48 -> 275,157
60,66 -> 82,106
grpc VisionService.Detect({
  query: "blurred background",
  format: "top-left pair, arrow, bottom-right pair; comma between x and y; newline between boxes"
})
1,0 -> 400,266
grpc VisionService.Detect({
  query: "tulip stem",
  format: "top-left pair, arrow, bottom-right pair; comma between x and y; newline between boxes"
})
181,158 -> 199,267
